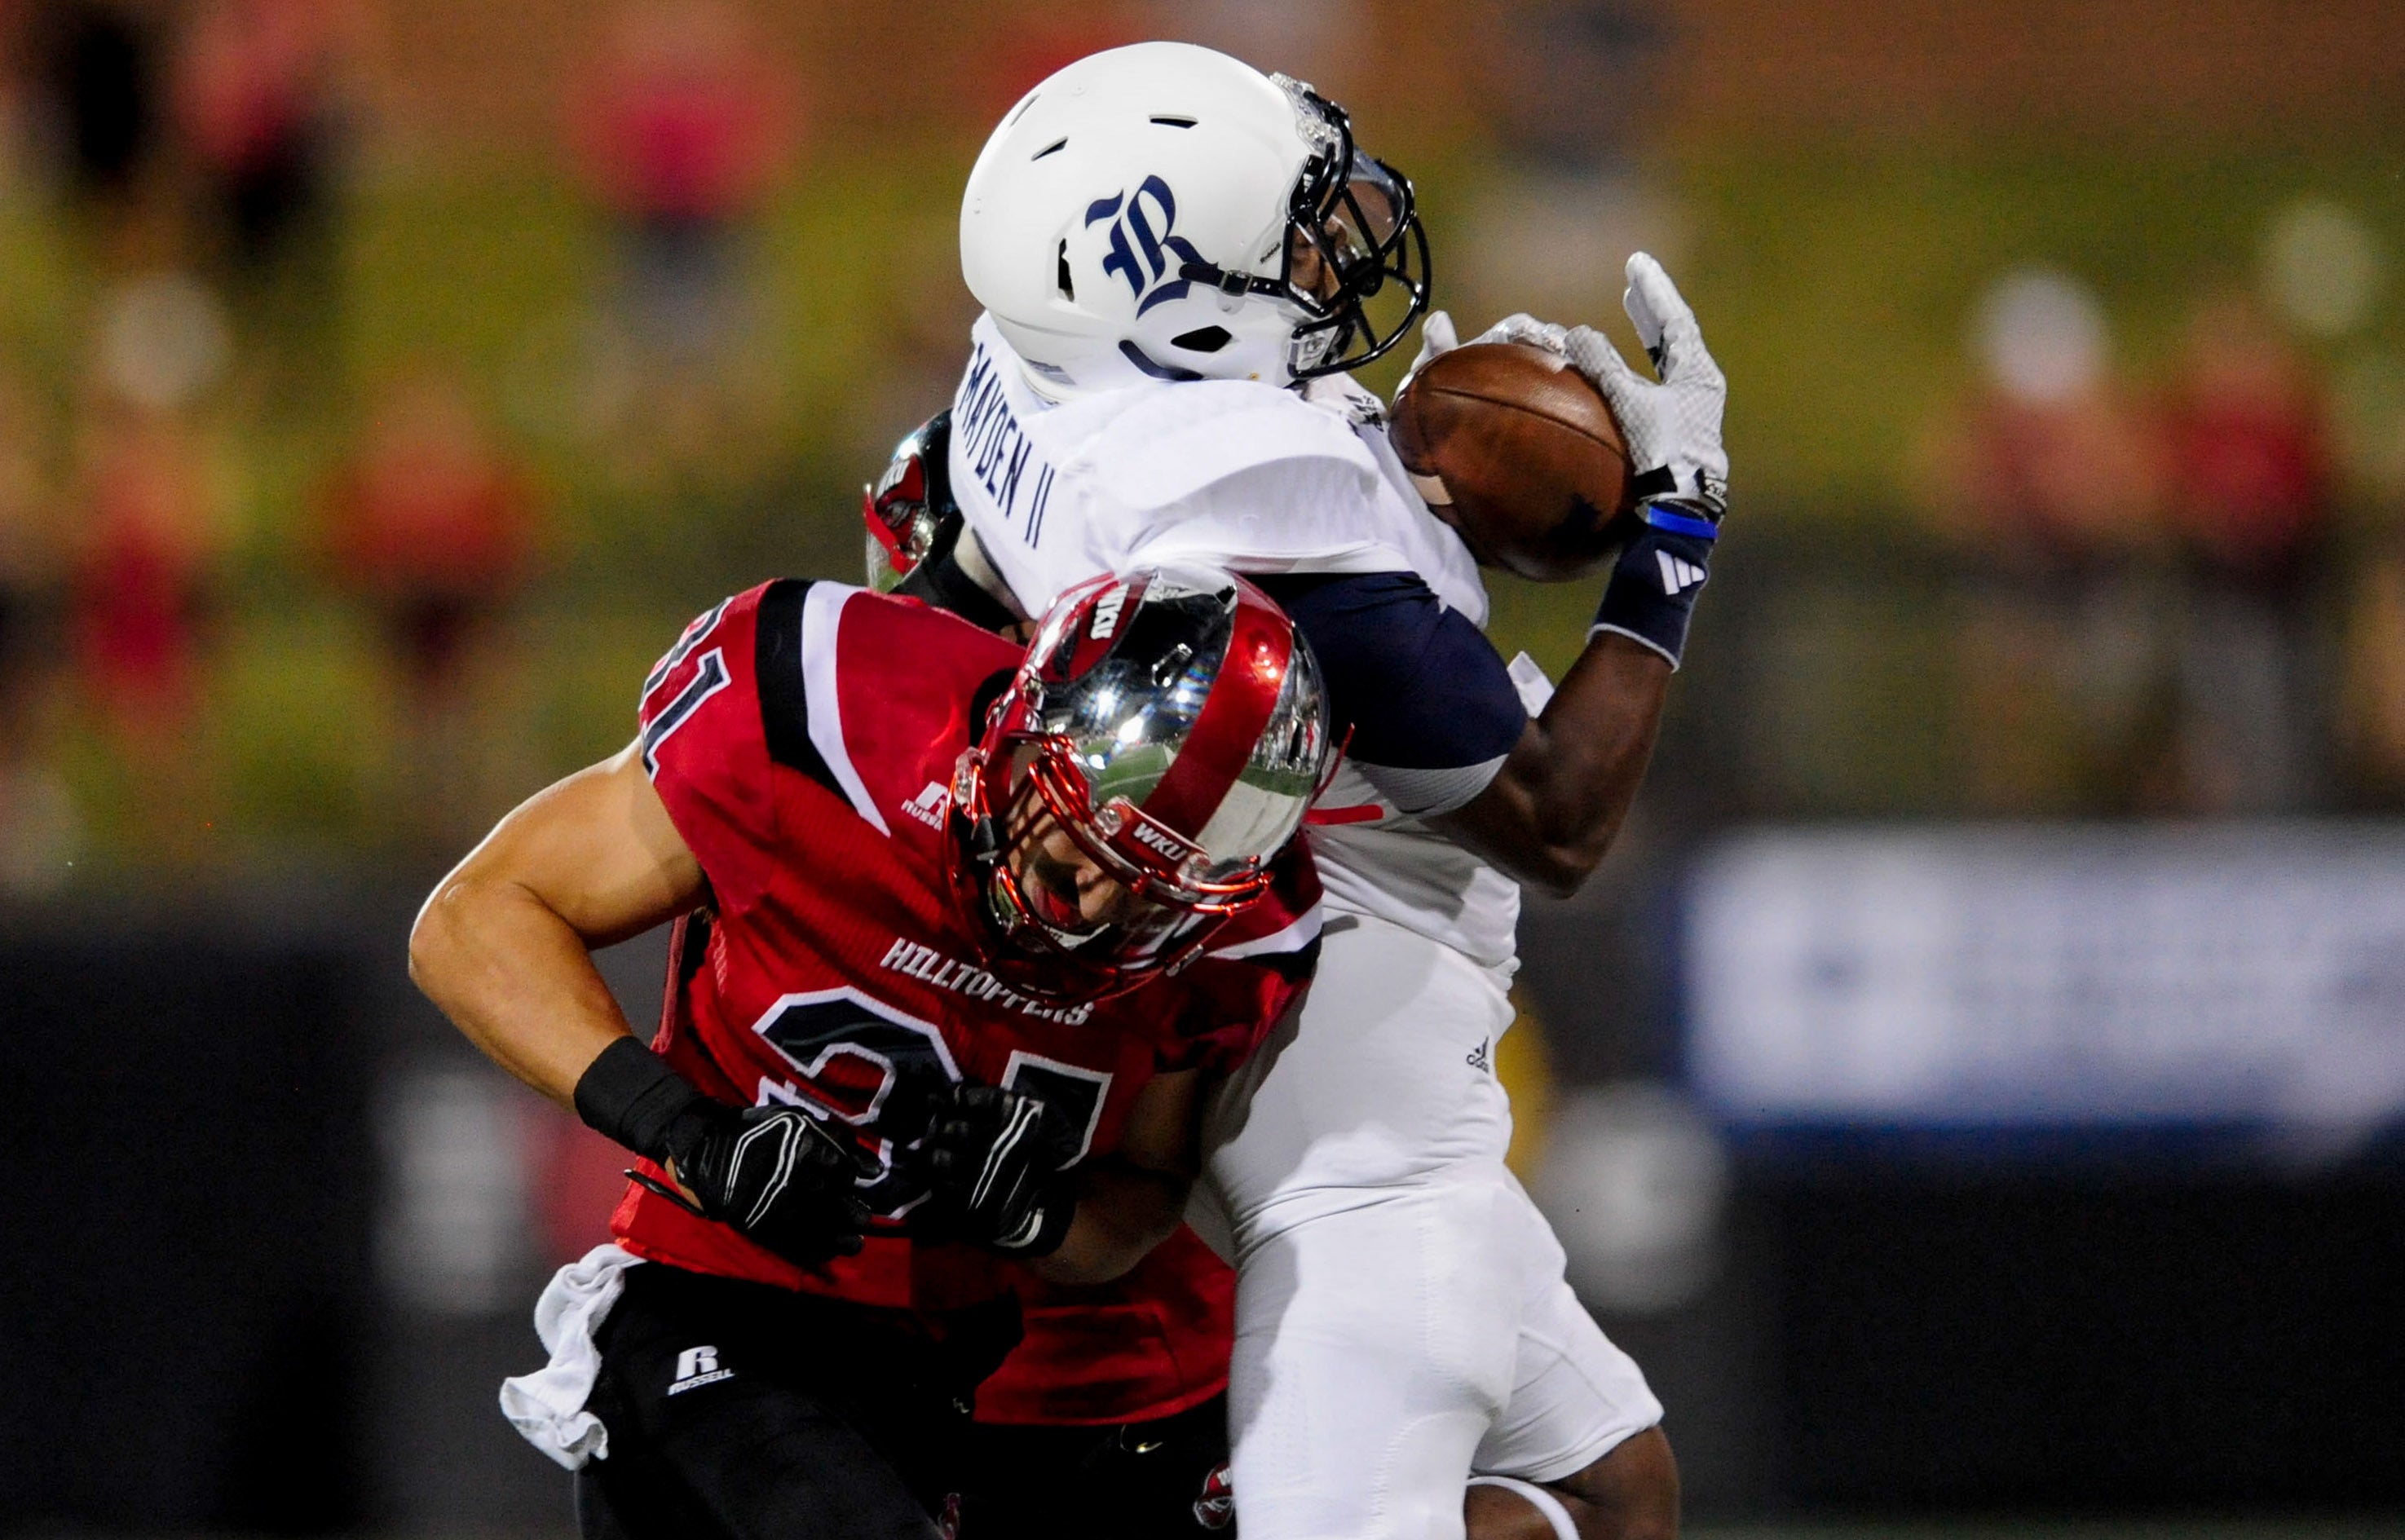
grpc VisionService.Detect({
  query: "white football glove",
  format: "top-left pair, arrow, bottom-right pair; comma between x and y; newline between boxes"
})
1396,309 -> 1458,395
1398,267 -> 1728,668
1563,254 -> 1728,518
1397,309 -> 1563,396
1399,264 -> 1726,519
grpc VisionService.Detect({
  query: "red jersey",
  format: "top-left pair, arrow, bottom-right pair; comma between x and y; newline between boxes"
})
977,1224 -> 1234,1425
614,579 -> 1317,1353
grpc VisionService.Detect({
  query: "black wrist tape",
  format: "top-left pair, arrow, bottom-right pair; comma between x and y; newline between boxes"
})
573,1035 -> 714,1164
1591,518 -> 1716,669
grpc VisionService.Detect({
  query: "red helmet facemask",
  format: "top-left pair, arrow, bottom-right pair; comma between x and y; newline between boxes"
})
945,567 -> 1332,1002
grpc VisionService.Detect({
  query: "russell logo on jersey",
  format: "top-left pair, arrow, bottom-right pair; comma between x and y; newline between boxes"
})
898,780 -> 948,830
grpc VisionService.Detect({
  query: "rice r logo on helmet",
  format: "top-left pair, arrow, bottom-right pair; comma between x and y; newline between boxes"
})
1086,175 -> 1204,317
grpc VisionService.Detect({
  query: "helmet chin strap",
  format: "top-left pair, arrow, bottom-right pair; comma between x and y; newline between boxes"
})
965,811 -> 1003,867
1117,340 -> 1207,383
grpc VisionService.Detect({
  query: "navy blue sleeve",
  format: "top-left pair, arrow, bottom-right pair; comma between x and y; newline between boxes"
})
1251,571 -> 1529,816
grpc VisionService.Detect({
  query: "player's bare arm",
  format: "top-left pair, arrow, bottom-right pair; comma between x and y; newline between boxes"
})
413,742 -> 870,1268
1044,1065 -> 1206,1284
1433,633 -> 1670,898
1430,255 -> 1728,898
977,1063 -> 1208,1286
409,743 -> 703,1106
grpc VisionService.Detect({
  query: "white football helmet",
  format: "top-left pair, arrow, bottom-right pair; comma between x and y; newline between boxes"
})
960,41 -> 1430,398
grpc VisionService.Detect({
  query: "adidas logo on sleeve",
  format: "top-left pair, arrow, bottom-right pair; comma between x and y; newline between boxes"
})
1655,551 -> 1707,595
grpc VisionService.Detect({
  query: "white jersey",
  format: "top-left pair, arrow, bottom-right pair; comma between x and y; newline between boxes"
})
949,311 -> 1528,966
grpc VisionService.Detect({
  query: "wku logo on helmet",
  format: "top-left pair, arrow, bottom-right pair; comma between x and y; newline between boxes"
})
1129,820 -> 1192,863
1086,175 -> 1205,316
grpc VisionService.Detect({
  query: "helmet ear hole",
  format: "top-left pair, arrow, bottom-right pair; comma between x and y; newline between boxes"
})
1057,240 -> 1075,301
1170,326 -> 1232,353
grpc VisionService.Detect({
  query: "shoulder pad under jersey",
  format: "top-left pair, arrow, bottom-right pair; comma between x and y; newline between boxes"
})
1081,380 -> 1382,515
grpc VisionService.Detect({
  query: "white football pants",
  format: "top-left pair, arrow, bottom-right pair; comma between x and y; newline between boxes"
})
1200,912 -> 1662,1540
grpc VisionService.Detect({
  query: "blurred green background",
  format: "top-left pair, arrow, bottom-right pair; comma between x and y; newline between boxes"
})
5,3 -> 2405,1533
1,0 -> 2398,880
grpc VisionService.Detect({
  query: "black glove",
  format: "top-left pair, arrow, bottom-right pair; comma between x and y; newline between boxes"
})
649,1103 -> 872,1266
907,1082 -> 1080,1257
575,1035 -> 869,1266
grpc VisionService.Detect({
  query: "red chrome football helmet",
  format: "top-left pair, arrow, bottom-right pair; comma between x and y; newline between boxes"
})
951,563 -> 1331,999
863,411 -> 952,593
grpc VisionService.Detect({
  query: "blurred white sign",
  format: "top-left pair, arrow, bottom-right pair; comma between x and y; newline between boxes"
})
1685,826 -> 2405,1128
378,1066 -> 536,1313
1533,1083 -> 1729,1314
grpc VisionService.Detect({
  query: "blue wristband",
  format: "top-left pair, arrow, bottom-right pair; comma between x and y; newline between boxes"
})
1642,503 -> 1720,541
1591,512 -> 1717,669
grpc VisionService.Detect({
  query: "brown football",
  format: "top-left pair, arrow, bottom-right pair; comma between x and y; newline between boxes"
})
1389,341 -> 1634,583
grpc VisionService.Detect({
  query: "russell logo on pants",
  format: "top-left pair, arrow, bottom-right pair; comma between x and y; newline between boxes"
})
669,1344 -> 736,1395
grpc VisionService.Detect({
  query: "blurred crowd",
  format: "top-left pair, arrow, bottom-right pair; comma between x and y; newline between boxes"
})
0,0 -> 818,881
1924,232 -> 2404,818
0,0 -> 2397,899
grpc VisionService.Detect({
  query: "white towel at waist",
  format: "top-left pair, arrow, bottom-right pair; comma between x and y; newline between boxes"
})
498,1242 -> 645,1471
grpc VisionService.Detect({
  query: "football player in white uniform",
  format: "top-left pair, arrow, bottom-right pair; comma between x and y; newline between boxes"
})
875,42 -> 1728,1540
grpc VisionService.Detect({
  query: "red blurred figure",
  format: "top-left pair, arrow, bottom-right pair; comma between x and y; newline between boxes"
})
567,2 -> 796,359
1926,269 -> 2170,812
320,375 -> 539,703
2154,290 -> 2338,810
2339,549 -> 2405,805
171,0 -> 353,270
2160,290 -> 2333,584
1939,271 -> 2165,568
73,415 -> 215,735
320,374 -> 542,852
571,2 -> 791,224
984,18 -> 1139,118
0,375 -> 79,891
1949,393 -> 2168,567
68,410 -> 225,865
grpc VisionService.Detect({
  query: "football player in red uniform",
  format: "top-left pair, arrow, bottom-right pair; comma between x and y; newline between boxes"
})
863,430 -> 1258,1538
411,565 -> 1331,1539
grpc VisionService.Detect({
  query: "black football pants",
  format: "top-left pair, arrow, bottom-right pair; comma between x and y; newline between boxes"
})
959,1392 -> 1235,1539
576,1264 -> 1017,1540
